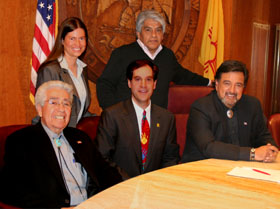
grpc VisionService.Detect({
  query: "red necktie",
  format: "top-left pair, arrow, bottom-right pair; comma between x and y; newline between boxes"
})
141,110 -> 150,170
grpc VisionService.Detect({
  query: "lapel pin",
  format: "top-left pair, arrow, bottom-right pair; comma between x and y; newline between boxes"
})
157,123 -> 160,127
77,140 -> 82,144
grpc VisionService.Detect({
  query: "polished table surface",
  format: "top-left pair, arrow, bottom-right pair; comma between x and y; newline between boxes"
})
76,157 -> 280,209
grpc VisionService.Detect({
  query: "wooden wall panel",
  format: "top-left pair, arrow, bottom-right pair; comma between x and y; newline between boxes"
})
229,0 -> 280,116
250,23 -> 270,107
182,0 -> 208,75
0,1 -> 37,126
266,0 -> 280,115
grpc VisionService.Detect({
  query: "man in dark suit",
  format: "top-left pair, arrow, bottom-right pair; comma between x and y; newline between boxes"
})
182,60 -> 278,163
96,60 -> 180,179
0,81 -> 122,208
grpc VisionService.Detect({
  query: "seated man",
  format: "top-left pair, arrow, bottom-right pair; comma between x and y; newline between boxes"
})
182,60 -> 278,163
0,81 -> 122,208
96,60 -> 180,179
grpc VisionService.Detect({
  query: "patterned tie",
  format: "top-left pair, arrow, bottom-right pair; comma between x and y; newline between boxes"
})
141,110 -> 150,170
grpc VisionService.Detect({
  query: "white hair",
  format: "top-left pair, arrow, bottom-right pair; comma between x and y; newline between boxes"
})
136,10 -> 166,33
35,80 -> 73,107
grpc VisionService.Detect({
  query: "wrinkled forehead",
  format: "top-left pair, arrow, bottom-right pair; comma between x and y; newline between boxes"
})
143,18 -> 162,28
46,87 -> 70,99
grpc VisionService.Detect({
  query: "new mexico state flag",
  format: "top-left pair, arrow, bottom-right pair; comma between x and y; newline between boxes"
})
199,0 -> 224,80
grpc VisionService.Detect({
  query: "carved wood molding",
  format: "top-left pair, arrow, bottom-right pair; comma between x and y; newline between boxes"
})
60,0 -> 200,82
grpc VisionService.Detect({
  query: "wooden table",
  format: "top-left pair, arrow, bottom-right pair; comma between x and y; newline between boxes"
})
76,157 -> 280,209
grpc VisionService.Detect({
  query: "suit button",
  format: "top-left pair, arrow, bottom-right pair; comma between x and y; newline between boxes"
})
65,199 -> 70,204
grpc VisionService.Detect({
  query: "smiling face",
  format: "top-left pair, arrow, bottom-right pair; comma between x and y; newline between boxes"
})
215,72 -> 245,108
62,28 -> 86,59
136,18 -> 164,55
128,65 -> 157,109
36,88 -> 71,134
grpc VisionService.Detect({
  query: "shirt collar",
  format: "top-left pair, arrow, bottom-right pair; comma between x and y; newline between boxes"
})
41,121 -> 63,140
131,98 -> 151,115
58,56 -> 87,77
137,39 -> 163,60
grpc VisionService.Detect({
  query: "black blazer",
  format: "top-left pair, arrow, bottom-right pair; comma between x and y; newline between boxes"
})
96,99 -> 180,178
0,123 -> 122,208
36,60 -> 91,127
182,91 -> 276,162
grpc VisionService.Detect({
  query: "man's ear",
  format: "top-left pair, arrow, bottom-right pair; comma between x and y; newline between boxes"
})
136,31 -> 140,39
127,79 -> 131,89
153,80 -> 157,90
215,80 -> 218,90
36,104 -> 43,117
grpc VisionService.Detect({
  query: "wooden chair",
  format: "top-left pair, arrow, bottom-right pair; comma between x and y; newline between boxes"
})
0,124 -> 30,209
0,124 -> 30,169
76,116 -> 101,141
167,85 -> 213,157
268,113 -> 280,147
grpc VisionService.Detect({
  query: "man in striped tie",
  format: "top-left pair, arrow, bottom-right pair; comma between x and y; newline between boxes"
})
96,59 -> 180,179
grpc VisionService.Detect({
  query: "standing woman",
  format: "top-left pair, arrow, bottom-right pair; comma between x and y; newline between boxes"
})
35,17 -> 92,127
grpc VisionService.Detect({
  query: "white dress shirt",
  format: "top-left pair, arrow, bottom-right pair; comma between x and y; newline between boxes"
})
42,122 -> 87,206
131,99 -> 151,140
59,56 -> 87,123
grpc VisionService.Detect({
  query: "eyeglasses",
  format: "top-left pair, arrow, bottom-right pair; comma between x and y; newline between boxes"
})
45,98 -> 72,108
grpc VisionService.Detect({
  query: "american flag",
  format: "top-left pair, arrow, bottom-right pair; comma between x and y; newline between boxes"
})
30,0 -> 58,103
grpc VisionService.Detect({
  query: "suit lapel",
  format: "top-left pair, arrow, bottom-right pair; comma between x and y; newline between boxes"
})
60,69 -> 82,119
60,68 -> 90,117
64,128 -> 100,187
37,123 -> 68,192
82,68 -> 91,113
60,68 -> 79,98
144,104 -> 160,170
235,97 -> 250,146
123,100 -> 142,167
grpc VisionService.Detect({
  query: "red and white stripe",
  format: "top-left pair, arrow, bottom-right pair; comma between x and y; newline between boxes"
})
30,0 -> 57,102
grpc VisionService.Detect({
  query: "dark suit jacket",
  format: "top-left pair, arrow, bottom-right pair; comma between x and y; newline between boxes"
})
36,60 -> 91,127
0,123 -> 122,208
97,41 -> 209,109
182,91 -> 277,162
96,99 -> 180,178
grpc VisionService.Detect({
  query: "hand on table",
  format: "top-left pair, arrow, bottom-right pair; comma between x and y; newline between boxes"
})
255,143 -> 278,163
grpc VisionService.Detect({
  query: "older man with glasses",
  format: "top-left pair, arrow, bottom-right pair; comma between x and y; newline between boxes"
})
0,80 -> 122,209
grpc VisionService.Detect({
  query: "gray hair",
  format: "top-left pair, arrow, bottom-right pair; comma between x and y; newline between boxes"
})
35,80 -> 73,107
136,10 -> 166,33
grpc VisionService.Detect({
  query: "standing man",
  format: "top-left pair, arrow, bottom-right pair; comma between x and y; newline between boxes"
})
97,9 -> 210,110
96,60 -> 180,178
0,81 -> 122,208
182,60 -> 278,163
